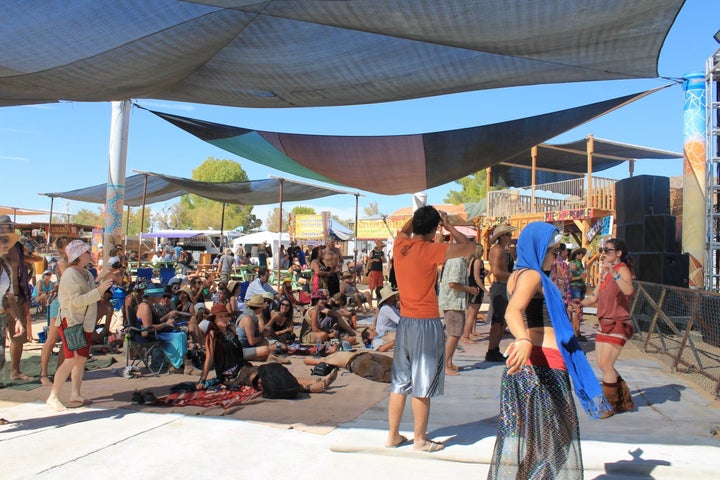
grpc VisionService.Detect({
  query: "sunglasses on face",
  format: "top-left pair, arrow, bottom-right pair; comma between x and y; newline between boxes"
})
599,247 -> 616,254
281,303 -> 291,307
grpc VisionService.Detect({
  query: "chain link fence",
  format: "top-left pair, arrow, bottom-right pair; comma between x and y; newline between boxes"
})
629,281 -> 720,398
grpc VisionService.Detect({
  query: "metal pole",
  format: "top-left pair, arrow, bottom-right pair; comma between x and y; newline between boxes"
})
220,202 -> 226,248
137,174 -> 149,270
354,193 -> 359,267
125,205 -> 131,251
277,179 -> 284,288
47,197 -> 54,247
531,146 -> 537,213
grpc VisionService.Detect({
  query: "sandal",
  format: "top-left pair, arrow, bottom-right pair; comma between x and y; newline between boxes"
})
385,435 -> 409,448
414,440 -> 445,452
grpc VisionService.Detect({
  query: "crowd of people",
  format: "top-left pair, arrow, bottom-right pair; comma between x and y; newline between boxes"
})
1,206 -> 640,477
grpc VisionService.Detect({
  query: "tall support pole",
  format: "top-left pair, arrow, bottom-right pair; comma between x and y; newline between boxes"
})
683,72 -> 707,287
485,167 -> 491,217
104,100 -> 131,265
277,179 -> 284,287
124,205 -> 131,251
47,197 -> 54,247
137,174 -> 149,270
219,202 -> 226,249
530,146 -> 537,212
354,193 -> 359,266
587,135 -> 594,209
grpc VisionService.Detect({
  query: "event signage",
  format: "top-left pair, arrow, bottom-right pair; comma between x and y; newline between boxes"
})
292,214 -> 324,239
357,216 -> 410,240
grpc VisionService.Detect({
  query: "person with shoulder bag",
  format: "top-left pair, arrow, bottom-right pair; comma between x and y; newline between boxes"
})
46,240 -> 113,411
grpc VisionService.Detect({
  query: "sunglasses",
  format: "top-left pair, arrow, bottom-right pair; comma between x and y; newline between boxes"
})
280,303 -> 291,307
599,247 -> 616,254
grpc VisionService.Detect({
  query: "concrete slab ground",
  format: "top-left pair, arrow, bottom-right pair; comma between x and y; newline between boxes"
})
1,314 -> 719,479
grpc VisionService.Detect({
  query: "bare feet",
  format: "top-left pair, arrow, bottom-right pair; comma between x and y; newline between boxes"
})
309,368 -> 338,392
10,372 -> 32,381
46,395 -> 67,412
445,368 -> 460,376
448,364 -> 460,371
414,439 -> 445,452
40,375 -> 53,387
459,337 -> 480,344
68,396 -> 92,405
385,434 -> 409,448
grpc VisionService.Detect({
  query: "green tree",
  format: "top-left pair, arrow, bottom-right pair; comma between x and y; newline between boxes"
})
292,206 -> 316,215
72,207 -> 103,227
266,207 -> 290,232
174,156 -> 258,231
444,170 -> 488,204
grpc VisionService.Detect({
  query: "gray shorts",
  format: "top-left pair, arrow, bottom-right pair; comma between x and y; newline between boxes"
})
242,347 -> 259,360
444,310 -> 465,337
391,316 -> 445,398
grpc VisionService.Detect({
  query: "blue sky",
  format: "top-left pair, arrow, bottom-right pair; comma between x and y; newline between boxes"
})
1,0 -> 718,229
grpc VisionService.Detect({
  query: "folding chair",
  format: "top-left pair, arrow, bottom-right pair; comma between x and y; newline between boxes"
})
124,323 -> 168,377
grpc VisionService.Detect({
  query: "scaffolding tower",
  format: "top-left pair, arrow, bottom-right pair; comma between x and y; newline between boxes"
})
706,49 -> 720,291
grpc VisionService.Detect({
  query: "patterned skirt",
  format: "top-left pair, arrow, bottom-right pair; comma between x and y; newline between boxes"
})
487,365 -> 583,480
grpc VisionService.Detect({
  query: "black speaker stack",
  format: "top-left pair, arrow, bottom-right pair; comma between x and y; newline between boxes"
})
614,175 -> 689,288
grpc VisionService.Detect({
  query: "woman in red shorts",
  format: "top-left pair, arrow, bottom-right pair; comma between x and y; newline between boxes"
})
579,238 -> 635,418
46,240 -> 113,411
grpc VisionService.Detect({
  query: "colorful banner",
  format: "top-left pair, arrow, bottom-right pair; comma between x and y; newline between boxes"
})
357,216 -> 410,239
291,214 -> 324,240
682,72 -> 706,287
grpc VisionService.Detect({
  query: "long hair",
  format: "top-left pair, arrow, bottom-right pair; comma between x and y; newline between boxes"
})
605,238 -> 634,275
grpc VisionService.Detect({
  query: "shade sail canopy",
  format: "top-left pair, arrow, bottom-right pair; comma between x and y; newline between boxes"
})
41,173 -> 356,207
492,137 -> 683,187
0,206 -> 51,216
150,88 -> 664,195
1,0 -> 683,107
328,218 -> 353,242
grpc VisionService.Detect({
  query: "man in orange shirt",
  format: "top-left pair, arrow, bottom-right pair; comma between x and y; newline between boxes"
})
385,206 -> 474,452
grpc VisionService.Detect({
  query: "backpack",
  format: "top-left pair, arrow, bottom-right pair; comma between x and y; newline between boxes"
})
255,363 -> 301,399
311,362 -> 335,376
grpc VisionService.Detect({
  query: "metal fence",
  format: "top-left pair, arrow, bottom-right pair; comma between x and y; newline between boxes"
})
629,281 -> 720,398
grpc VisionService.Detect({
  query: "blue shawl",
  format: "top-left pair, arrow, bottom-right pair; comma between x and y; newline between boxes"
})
514,222 -> 610,419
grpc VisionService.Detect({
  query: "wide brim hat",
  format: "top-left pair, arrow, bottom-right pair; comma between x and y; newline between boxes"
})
490,224 -> 518,243
66,240 -> 91,263
227,280 -> 239,294
570,247 -> 587,258
42,269 -> 52,276
0,232 -> 19,247
246,293 -> 266,308
178,286 -> 194,298
342,272 -> 354,280
194,302 -> 208,313
377,285 -> 399,307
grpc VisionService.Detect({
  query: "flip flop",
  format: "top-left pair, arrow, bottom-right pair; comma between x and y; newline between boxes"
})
414,440 -> 445,452
384,435 -> 409,448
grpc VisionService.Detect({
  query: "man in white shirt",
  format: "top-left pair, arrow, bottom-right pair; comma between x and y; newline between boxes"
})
244,268 -> 277,301
374,285 -> 400,337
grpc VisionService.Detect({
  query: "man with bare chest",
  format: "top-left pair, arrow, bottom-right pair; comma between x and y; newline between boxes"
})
322,239 -> 343,296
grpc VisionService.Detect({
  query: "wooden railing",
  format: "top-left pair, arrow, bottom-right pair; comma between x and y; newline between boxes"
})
488,176 -> 616,217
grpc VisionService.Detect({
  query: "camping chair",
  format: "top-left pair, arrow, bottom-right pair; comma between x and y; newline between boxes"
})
124,320 -> 168,377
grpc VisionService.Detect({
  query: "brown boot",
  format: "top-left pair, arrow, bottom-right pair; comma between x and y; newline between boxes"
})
616,376 -> 635,412
600,382 -> 618,419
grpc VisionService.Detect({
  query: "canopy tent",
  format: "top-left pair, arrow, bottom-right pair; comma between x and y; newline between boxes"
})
1,1 -> 683,108
42,172 -> 358,280
493,137 -> 683,187
147,87 -> 667,195
0,206 -> 51,219
328,218 -> 353,242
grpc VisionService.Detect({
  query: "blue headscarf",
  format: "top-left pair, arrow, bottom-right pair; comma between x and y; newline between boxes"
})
514,222 -> 610,419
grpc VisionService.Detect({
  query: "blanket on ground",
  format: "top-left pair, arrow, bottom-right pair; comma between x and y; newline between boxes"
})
158,386 -> 262,409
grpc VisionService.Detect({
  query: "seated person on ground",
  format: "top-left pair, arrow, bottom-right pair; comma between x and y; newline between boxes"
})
373,286 -> 400,336
235,294 -> 271,361
301,290 -> 358,345
339,272 -> 370,313
196,309 -> 337,395
264,298 -> 297,348
32,269 -> 56,309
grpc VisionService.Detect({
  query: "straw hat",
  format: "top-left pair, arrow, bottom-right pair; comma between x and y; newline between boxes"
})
227,280 -> 239,294
570,247 -> 587,258
490,224 -> 518,243
246,294 -> 265,308
342,272 -> 354,280
377,285 -> 399,307
178,286 -> 194,298
0,232 -> 20,247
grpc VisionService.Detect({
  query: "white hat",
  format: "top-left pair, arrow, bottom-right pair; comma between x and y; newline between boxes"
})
377,285 -> 399,307
198,319 -> 210,333
66,240 -> 90,263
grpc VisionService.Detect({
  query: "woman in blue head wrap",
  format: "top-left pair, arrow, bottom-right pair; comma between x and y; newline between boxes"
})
487,222 -> 609,480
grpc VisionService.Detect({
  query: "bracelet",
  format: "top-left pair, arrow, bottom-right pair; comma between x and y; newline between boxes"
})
613,273 -> 621,281
514,337 -> 532,346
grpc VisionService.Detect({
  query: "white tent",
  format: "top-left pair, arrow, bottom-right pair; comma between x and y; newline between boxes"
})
232,232 -> 291,270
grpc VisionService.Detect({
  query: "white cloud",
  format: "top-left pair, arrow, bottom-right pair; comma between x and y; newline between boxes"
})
0,155 -> 30,162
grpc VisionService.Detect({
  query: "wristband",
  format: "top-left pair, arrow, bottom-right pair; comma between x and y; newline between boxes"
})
514,337 -> 532,346
613,273 -> 621,281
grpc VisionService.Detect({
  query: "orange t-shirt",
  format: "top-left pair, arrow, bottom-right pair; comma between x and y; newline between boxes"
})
393,235 -> 448,319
